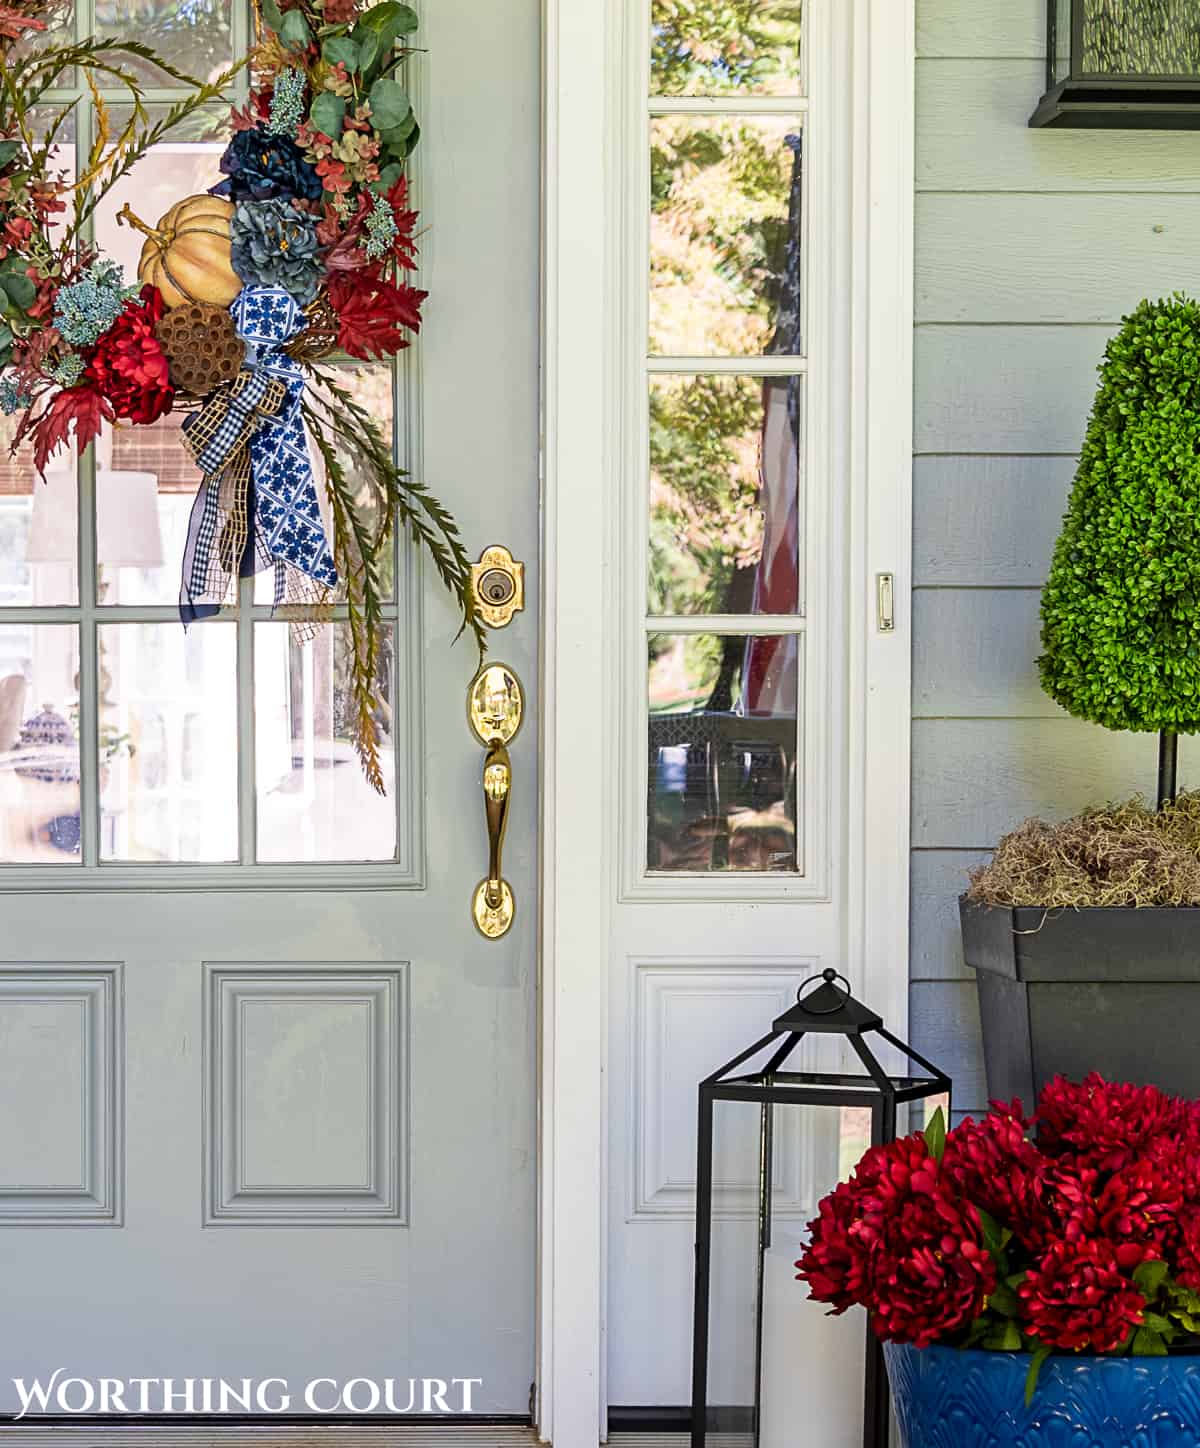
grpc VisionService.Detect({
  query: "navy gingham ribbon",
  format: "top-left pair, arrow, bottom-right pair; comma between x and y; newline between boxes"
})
179,286 -> 337,624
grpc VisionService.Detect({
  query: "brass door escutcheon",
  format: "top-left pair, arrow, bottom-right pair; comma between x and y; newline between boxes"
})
470,545 -> 525,629
468,663 -> 523,938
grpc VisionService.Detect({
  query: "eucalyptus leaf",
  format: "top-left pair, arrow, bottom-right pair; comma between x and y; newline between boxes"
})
0,290 -> 13,319
374,162 -> 404,192
368,77 -> 409,130
1,273 -> 36,312
358,1 -> 418,36
323,35 -> 359,70
280,8 -> 311,49
401,119 -> 420,157
260,0 -> 286,33
309,90 -> 347,138
0,140 -> 21,169
355,27 -> 381,73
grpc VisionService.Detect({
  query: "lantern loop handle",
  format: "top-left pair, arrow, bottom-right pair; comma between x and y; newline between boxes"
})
795,967 -> 851,1015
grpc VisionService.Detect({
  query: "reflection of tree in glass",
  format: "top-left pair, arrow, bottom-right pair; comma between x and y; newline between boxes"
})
651,0 -> 803,96
649,374 -> 763,615
650,116 -> 799,356
96,0 -> 232,83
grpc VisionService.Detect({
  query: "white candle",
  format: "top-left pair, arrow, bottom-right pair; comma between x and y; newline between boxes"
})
759,1244 -> 866,1448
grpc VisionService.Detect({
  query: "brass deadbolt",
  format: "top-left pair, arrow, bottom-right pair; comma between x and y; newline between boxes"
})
470,545 -> 525,629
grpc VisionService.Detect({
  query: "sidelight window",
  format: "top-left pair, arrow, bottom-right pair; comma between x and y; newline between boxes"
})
640,0 -> 813,884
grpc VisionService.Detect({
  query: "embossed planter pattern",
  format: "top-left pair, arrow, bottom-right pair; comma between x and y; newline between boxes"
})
885,1342 -> 1200,1447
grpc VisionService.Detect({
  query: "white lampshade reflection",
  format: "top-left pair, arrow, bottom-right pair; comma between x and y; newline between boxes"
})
26,466 -> 165,568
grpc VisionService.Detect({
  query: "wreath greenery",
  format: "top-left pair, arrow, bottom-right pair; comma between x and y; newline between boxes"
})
0,0 -> 480,791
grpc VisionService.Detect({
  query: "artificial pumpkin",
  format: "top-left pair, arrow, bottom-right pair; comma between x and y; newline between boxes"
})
123,195 -> 241,310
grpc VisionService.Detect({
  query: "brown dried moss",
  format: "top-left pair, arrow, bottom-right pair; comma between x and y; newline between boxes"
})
966,792 -> 1200,908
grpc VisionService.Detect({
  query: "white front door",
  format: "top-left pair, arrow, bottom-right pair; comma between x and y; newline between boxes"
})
0,0 -> 540,1416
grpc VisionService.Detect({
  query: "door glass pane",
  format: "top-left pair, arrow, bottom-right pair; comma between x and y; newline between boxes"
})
93,118 -> 227,293
0,419 -> 78,607
255,622 -> 397,862
95,0 -> 235,86
651,0 -> 804,97
99,622 -> 237,861
650,116 -> 803,357
647,631 -> 798,872
96,418 -> 205,607
0,625 -> 80,862
649,373 -> 802,616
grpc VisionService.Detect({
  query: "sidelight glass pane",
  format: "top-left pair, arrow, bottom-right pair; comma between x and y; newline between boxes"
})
99,622 -> 237,861
0,625 -> 80,862
647,631 -> 798,872
651,0 -> 804,97
650,116 -> 803,357
649,373 -> 802,616
0,418 -> 78,608
95,0 -> 235,86
1081,0 -> 1200,77
255,622 -> 397,862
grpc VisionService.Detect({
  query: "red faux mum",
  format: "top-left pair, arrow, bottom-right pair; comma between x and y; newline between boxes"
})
942,1099 -> 1043,1237
1018,1239 -> 1145,1353
84,284 -> 174,425
797,1135 -> 996,1349
1036,1072 -> 1187,1172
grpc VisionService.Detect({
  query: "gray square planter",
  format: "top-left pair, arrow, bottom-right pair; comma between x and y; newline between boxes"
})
959,897 -> 1200,1108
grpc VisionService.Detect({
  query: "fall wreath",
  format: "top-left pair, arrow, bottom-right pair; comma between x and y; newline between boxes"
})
0,0 -> 478,790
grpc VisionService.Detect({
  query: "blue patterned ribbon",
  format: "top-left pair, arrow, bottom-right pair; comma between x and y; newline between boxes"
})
179,286 -> 337,624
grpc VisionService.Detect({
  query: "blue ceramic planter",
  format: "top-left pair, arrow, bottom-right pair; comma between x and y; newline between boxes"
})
885,1342 -> 1200,1447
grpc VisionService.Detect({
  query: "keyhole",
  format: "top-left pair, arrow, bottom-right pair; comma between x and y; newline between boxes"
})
479,568 -> 516,606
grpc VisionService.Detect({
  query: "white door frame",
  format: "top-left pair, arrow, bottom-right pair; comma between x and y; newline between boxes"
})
537,0 -> 916,1439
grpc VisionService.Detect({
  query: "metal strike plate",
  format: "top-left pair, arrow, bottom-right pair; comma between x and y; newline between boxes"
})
470,545 -> 525,629
467,662 -> 524,748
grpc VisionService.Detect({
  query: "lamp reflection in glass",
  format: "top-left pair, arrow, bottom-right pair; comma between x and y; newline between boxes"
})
26,456 -> 165,704
691,969 -> 950,1448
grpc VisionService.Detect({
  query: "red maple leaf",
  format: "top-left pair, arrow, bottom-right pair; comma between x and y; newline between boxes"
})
29,385 -> 113,476
326,269 -> 426,360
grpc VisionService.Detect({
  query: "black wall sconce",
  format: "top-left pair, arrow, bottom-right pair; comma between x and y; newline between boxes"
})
1032,0 -> 1200,129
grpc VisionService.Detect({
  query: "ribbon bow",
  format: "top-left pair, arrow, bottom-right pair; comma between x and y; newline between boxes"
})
179,286 -> 337,625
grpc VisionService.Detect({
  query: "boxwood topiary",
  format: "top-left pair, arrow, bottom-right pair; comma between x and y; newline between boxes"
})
1039,294 -> 1200,796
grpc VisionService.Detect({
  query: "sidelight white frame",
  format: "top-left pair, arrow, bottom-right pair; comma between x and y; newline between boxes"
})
538,0 -> 915,1439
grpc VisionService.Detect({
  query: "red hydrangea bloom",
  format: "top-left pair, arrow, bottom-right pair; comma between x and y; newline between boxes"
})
1036,1072 -> 1187,1171
1018,1239 -> 1145,1352
84,285 -> 174,425
797,1134 -> 995,1349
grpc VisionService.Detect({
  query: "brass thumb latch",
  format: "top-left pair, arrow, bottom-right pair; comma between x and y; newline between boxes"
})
467,663 -> 524,939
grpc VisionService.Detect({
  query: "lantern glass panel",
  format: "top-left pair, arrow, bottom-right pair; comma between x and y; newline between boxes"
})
699,1096 -> 870,1445
1052,0 -> 1073,85
1079,0 -> 1200,78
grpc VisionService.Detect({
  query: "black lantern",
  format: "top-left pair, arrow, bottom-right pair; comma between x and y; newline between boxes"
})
1032,0 -> 1200,128
690,969 -> 950,1448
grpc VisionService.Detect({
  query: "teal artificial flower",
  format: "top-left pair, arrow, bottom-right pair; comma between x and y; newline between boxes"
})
229,198 -> 323,305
